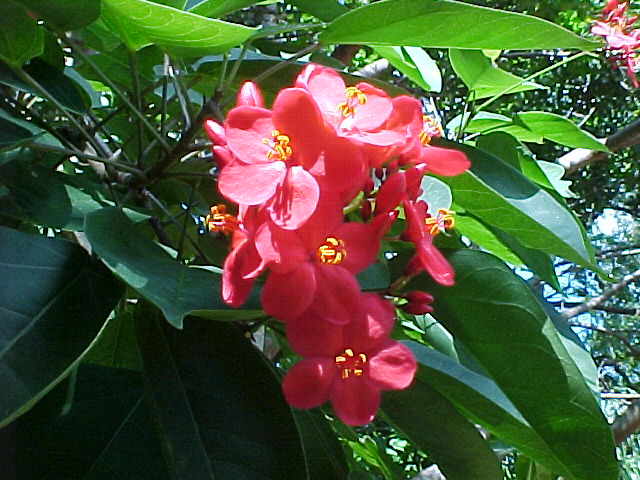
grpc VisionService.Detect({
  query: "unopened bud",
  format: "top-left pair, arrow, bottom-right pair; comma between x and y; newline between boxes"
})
204,119 -> 226,145
236,81 -> 264,108
212,145 -> 233,167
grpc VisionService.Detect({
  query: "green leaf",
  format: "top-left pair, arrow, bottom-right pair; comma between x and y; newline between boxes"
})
455,112 -> 544,143
381,381 -> 504,480
0,227 -> 124,428
288,0 -> 348,21
532,160 -> 576,198
403,340 -> 571,473
189,0 -> 258,17
292,409 -> 349,480
319,0 -> 598,50
450,49 -> 544,99
419,175 -> 452,213
373,46 -> 441,92
435,139 -> 596,269
515,111 -> 609,151
102,0 -> 255,57
13,0 -> 101,30
83,311 -> 143,371
415,249 -> 618,480
0,114 -> 38,149
0,1 -> 43,66
454,214 -> 524,266
0,364 -> 171,479
138,316 -> 308,478
84,207 -> 261,328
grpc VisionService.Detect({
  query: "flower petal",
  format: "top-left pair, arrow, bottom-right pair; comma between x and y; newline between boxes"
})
225,106 -> 275,164
351,83 -> 393,131
260,265 -> 316,321
286,309 -> 345,357
222,238 -> 261,307
310,264 -> 362,325
420,145 -> 470,176
268,166 -> 320,230
345,293 -> 395,352
218,161 -> 285,205
368,340 -> 417,390
330,376 -> 380,426
416,237 -> 455,286
283,358 -> 335,409
334,222 -> 380,275
254,222 -> 307,274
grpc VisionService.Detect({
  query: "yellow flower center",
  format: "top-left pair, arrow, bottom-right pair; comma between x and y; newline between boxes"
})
262,130 -> 292,162
337,86 -> 367,118
316,236 -> 347,264
418,115 -> 444,145
335,348 -> 368,379
424,208 -> 455,236
206,204 -> 239,235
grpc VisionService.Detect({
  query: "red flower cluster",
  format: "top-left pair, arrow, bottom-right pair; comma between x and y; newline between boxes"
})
204,64 -> 469,425
592,0 -> 640,87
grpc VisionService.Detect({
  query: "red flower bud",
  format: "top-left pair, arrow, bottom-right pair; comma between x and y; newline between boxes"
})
203,119 -> 226,145
236,81 -> 264,108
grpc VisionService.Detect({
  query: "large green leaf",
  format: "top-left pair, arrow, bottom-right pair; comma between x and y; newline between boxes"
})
0,227 -> 124,428
450,49 -> 544,99
138,316 -> 308,479
188,0 -> 258,18
13,0 -> 101,30
414,249 -> 618,480
0,114 -> 37,149
0,2 -> 43,66
102,0 -> 255,57
319,0 -> 597,50
84,207 -> 261,328
0,364 -> 171,479
515,111 -> 609,151
381,381 -> 503,480
435,139 -> 596,269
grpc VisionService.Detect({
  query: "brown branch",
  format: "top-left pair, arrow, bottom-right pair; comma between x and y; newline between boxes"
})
612,401 -> 640,445
567,322 -> 640,359
554,301 -> 640,316
559,118 -> 640,175
559,268 -> 640,319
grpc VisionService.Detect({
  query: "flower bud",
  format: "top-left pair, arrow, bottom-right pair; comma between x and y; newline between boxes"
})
203,119 -> 226,145
236,81 -> 264,108
212,145 -> 233,167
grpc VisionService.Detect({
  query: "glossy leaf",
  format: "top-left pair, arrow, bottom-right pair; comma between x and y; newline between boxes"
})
13,0 -> 101,30
373,46 -> 441,92
454,112 -> 544,143
0,364 -> 170,479
139,316 -> 308,479
415,249 -> 618,480
516,111 -> 609,151
84,207 -> 261,328
454,214 -> 524,266
0,2 -> 43,66
319,0 -> 598,50
450,49 -> 544,99
102,0 -> 255,57
0,227 -> 124,428
381,381 -> 504,480
434,139 -> 596,270
189,0 -> 257,18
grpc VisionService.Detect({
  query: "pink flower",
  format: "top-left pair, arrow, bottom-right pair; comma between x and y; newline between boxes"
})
282,293 -> 417,425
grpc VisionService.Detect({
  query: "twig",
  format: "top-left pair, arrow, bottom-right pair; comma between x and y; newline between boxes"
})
568,322 -> 640,359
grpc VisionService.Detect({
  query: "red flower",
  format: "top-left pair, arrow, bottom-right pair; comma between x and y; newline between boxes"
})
282,293 -> 417,425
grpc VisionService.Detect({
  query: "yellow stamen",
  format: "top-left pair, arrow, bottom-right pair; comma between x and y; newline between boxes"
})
424,208 -> 455,236
337,86 -> 368,118
317,236 -> 347,264
335,348 -> 368,379
419,115 -> 444,145
262,129 -> 292,162
205,204 -> 239,235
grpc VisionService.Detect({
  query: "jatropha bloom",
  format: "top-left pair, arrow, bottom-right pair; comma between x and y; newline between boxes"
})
204,64 -> 469,425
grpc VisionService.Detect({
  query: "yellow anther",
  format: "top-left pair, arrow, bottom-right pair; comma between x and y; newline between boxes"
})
424,208 -> 455,236
337,86 -> 368,118
205,204 -> 239,235
262,129 -> 292,162
317,236 -> 347,265
335,348 -> 367,379
419,115 -> 444,145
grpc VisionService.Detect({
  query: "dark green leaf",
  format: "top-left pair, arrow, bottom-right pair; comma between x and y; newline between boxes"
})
288,0 -> 348,21
416,249 -> 618,480
13,0 -> 101,30
0,2 -> 43,67
516,111 -> 608,151
141,317 -> 308,479
450,49 -> 544,99
0,227 -> 124,428
435,139 -> 596,269
0,115 -> 38,149
381,381 -> 503,480
0,364 -> 170,479
84,207 -> 261,328
102,0 -> 255,57
189,0 -> 258,18
319,0 -> 597,50
373,46 -> 441,92
83,311 -> 143,371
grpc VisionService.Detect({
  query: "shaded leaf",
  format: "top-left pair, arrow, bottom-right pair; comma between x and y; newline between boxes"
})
84,207 -> 261,328
0,2 -> 43,67
516,111 -> 608,151
319,0 -> 597,50
83,311 -> 143,371
13,0 -> 101,30
381,381 -> 503,480
0,227 -> 124,428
